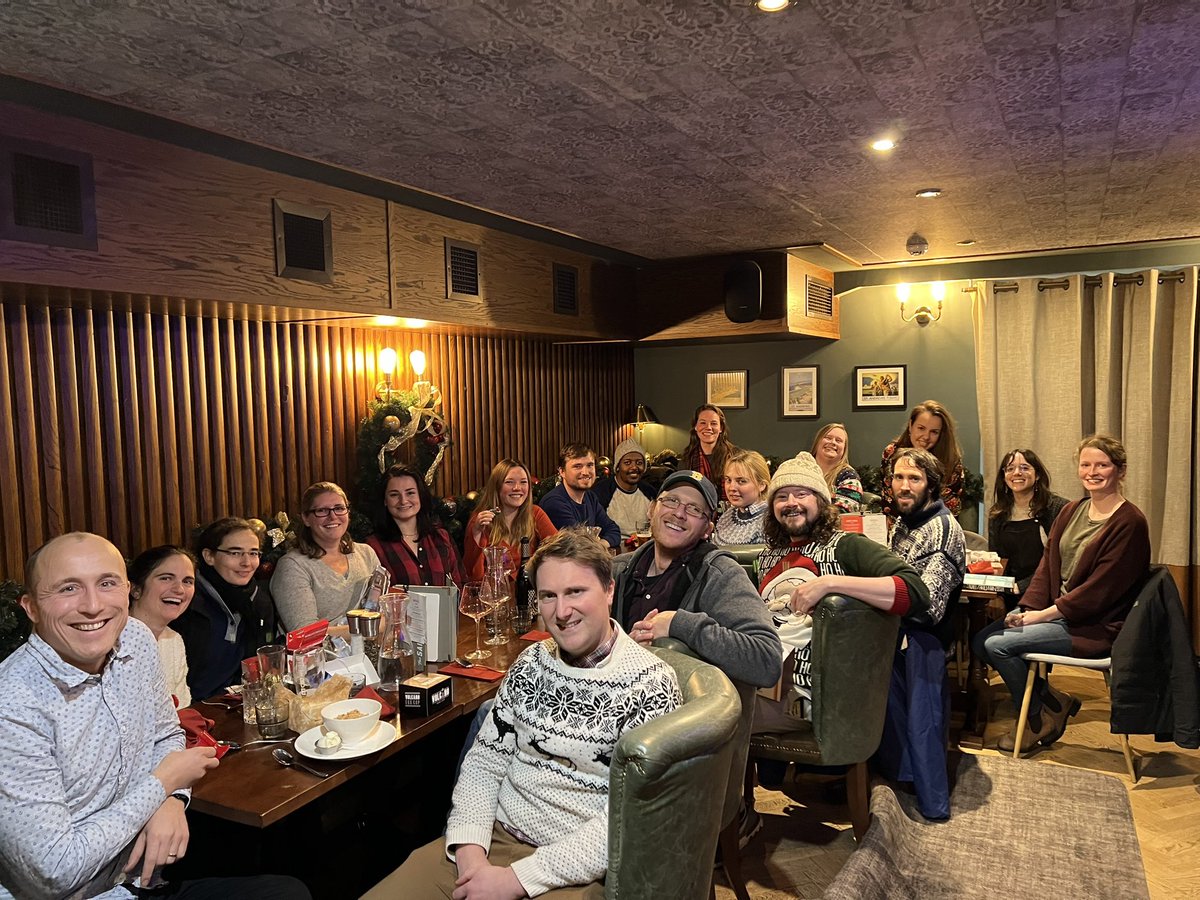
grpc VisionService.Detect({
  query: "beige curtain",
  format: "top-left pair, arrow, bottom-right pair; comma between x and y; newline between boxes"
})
973,269 -> 1198,573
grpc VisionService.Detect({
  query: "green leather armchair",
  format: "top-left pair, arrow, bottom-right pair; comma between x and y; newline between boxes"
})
606,645 -> 741,900
748,593 -> 900,840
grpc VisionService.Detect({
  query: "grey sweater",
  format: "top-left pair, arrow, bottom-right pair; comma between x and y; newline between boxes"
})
612,542 -> 782,688
271,543 -> 380,630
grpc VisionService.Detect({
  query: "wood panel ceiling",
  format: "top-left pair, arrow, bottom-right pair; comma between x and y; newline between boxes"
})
3,0 -> 1199,264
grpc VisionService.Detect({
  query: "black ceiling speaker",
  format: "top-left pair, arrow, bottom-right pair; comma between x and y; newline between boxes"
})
723,259 -> 762,323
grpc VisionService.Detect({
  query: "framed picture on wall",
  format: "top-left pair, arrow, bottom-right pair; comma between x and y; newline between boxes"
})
780,366 -> 819,418
705,370 -> 748,409
853,365 -> 907,410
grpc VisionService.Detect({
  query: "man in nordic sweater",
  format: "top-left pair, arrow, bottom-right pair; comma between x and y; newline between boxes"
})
370,528 -> 681,899
877,447 -> 966,820
753,453 -> 930,732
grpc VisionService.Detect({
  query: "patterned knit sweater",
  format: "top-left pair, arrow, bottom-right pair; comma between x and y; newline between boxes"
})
889,500 -> 966,627
712,500 -> 768,546
445,626 -> 681,895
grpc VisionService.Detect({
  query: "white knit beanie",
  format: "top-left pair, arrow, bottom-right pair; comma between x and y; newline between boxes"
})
767,452 -> 831,504
612,437 -> 646,467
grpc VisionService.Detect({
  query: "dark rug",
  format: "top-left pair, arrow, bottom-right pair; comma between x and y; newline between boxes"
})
823,754 -> 1149,899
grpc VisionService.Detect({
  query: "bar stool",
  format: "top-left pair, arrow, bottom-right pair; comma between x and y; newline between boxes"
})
1012,653 -> 1138,782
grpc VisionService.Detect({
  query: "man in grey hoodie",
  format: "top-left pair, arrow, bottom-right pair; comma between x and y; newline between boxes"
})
612,470 -> 781,689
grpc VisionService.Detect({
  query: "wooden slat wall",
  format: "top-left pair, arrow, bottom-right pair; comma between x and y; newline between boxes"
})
0,285 -> 634,580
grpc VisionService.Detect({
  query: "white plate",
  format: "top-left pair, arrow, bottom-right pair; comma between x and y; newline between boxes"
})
294,721 -> 396,761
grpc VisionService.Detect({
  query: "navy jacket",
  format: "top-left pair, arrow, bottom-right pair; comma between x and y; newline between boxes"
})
537,483 -> 621,548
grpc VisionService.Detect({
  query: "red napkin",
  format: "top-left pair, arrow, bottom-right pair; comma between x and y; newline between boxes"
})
439,663 -> 505,682
968,560 -> 998,574
519,629 -> 552,642
356,685 -> 396,717
178,709 -> 230,759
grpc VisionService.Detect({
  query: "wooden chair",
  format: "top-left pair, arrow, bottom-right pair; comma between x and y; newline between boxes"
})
1012,653 -> 1138,782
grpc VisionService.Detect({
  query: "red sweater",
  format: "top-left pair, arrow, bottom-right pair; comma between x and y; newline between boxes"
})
1021,498 -> 1150,656
463,506 -> 558,583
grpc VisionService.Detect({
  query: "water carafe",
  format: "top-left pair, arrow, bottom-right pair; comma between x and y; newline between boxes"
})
377,592 -> 414,691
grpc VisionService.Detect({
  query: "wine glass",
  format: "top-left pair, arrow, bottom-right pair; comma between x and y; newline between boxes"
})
459,582 -> 492,661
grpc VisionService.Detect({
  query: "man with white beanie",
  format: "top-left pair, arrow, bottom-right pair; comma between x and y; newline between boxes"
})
591,438 -> 654,540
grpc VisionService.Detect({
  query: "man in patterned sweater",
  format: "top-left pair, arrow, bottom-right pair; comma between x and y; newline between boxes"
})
371,528 -> 681,899
753,453 -> 930,734
877,447 -> 966,820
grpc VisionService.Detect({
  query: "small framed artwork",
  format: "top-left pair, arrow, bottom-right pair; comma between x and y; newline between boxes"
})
705,370 -> 748,409
853,365 -> 907,410
780,366 -> 819,418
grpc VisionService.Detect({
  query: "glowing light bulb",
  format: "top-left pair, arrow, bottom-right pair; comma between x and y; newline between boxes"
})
378,347 -> 398,376
409,349 -> 427,377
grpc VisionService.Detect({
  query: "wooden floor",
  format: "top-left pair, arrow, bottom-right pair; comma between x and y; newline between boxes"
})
716,667 -> 1200,899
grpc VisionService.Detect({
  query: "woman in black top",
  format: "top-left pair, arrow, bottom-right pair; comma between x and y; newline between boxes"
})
987,448 -> 1068,602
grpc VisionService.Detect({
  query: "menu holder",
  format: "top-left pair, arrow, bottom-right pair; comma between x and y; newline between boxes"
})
406,586 -> 459,662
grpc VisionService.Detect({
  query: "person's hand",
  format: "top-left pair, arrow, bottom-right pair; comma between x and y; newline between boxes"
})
789,576 -> 833,616
452,859 -> 525,900
153,747 -> 218,795
454,844 -> 489,881
124,796 -> 188,887
631,609 -> 674,645
472,509 -> 498,541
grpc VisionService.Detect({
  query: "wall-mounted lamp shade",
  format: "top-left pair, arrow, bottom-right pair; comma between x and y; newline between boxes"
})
410,349 -> 427,377
379,347 -> 398,376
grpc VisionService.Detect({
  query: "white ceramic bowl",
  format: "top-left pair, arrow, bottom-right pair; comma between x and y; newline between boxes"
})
320,698 -> 381,748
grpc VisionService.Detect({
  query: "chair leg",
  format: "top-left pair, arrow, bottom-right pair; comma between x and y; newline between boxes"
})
1119,733 -> 1139,783
847,760 -> 870,841
715,819 -> 750,900
1013,662 -> 1039,759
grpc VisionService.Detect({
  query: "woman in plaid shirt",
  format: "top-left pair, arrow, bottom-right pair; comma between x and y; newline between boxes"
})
367,465 -> 465,588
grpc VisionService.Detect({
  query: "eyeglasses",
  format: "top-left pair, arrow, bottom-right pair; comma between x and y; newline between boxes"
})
215,548 -> 262,561
307,504 -> 349,518
1004,464 -> 1034,475
657,495 -> 709,520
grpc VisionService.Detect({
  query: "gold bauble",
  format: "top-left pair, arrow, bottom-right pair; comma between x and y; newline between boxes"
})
383,415 -> 402,433
246,518 -> 267,537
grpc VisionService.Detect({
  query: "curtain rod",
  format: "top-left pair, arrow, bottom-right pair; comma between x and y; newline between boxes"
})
992,270 -> 1188,294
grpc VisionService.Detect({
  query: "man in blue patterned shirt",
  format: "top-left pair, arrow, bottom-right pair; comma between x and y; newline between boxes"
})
0,532 -> 308,900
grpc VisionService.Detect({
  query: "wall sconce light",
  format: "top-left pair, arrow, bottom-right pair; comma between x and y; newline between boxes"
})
899,281 -> 945,327
376,347 -> 400,401
410,349 -> 427,378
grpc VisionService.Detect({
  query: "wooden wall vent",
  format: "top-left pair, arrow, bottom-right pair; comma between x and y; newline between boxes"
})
0,137 -> 97,250
445,238 -> 482,300
805,274 -> 834,320
272,198 -> 333,284
552,263 -> 579,315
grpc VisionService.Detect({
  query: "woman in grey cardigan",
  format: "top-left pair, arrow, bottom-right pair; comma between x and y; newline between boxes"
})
271,481 -> 380,630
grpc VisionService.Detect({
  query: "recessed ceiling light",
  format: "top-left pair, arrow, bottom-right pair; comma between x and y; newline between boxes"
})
915,188 -> 943,198
373,316 -> 399,326
755,0 -> 790,11
956,239 -> 977,246
870,138 -> 896,152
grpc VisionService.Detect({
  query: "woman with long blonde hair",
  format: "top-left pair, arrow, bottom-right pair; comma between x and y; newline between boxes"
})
464,458 -> 558,582
810,423 -> 862,513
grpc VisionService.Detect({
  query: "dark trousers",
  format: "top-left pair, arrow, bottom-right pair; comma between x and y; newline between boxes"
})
137,875 -> 310,899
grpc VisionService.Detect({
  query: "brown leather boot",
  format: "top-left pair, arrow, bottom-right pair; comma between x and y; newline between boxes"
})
1039,686 -> 1082,746
996,712 -> 1052,753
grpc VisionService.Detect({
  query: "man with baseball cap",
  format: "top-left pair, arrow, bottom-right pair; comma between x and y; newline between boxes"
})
591,438 -> 654,540
612,470 -> 781,689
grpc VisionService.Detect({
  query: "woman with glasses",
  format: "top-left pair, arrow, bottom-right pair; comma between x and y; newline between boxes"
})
176,516 -> 279,700
272,481 -> 380,630
987,449 -> 1069,599
129,544 -> 197,707
367,464 -> 465,587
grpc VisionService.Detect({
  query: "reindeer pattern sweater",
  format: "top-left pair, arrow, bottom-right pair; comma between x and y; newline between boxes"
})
445,625 -> 681,895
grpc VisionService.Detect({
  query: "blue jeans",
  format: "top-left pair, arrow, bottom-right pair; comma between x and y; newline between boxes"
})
974,617 -> 1073,714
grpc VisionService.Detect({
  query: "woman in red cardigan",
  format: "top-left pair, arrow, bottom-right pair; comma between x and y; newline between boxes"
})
974,433 -> 1150,755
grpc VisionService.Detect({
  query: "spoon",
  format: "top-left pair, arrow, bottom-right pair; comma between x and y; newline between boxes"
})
454,656 -> 507,673
272,747 -> 331,778
216,738 -> 289,752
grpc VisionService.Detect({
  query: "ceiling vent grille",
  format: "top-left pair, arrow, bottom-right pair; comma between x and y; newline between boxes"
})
273,199 -> 333,283
552,263 -> 579,315
445,239 -> 481,300
805,274 -> 834,320
0,138 -> 97,250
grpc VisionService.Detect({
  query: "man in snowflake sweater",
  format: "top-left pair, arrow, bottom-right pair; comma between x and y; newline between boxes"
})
877,447 -> 966,821
369,528 -> 681,899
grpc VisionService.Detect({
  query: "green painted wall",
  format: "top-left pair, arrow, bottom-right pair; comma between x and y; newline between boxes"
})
632,284 -> 981,484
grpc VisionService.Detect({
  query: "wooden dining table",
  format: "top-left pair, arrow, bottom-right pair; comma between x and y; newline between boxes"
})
176,619 -> 540,897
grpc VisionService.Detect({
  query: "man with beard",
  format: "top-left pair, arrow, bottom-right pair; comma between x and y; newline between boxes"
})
614,470 -> 781,690
538,442 -> 621,550
591,438 -> 654,540
754,453 -> 930,733
878,447 -> 966,821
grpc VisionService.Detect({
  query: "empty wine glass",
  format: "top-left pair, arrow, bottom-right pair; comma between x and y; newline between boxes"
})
459,582 -> 492,661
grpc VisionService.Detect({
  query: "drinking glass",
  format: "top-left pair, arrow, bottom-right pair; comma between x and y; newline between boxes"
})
483,575 -> 511,646
459,582 -> 491,661
257,644 -> 285,690
255,695 -> 289,739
